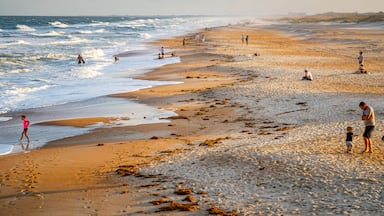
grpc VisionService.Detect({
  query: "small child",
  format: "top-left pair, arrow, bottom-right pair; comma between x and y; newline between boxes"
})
20,115 -> 30,144
346,127 -> 357,153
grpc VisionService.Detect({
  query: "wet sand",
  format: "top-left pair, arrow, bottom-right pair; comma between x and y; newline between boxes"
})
1,22 -> 384,215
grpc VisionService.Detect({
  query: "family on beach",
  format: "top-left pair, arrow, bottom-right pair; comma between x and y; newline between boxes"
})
158,46 -> 177,59
301,51 -> 366,81
76,46 -> 172,64
241,33 -> 249,46
345,102 -> 384,154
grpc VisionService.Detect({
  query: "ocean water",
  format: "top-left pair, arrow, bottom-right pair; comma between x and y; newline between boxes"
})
0,16 -> 243,115
0,15 -> 242,154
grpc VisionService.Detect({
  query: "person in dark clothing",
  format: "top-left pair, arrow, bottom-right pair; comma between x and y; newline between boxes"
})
345,126 -> 357,153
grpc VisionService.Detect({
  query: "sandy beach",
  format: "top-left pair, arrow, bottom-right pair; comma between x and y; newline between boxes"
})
1,20 -> 384,215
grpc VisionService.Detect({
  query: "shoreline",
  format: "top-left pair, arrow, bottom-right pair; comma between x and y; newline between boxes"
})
1,21 -> 384,215
0,42 -> 182,155
0,26 -> 244,215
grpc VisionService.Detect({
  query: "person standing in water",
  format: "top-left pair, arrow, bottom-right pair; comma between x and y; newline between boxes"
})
77,54 -> 85,64
160,47 -> 165,59
20,115 -> 30,149
114,55 -> 119,63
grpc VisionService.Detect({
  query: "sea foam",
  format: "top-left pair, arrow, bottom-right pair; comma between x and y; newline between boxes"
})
0,15 -> 243,155
32,31 -> 65,37
16,24 -> 36,31
49,21 -> 68,28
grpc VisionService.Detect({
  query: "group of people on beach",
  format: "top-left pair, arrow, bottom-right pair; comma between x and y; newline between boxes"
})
181,33 -> 206,48
241,33 -> 249,46
301,51 -> 368,81
17,43 -> 380,155
158,46 -> 177,59
77,45 -> 174,65
77,54 -> 120,64
345,102 -> 383,154
297,51 -> 380,153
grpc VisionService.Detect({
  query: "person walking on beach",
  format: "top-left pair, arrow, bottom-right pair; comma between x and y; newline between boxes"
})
245,35 -> 249,46
359,102 -> 375,153
20,115 -> 30,146
345,127 -> 358,153
201,34 -> 206,42
358,51 -> 366,73
241,33 -> 245,45
160,47 -> 165,59
77,54 -> 85,64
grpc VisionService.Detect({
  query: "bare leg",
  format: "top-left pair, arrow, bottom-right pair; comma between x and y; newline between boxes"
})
368,138 -> 373,153
19,131 -> 24,142
347,146 -> 352,153
363,137 -> 369,153
20,130 -> 30,150
25,142 -> 30,151
25,133 -> 30,144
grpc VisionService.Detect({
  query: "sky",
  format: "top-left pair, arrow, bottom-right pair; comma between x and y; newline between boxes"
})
0,0 -> 383,16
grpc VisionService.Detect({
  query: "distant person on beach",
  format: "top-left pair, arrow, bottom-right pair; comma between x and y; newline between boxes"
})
77,54 -> 85,64
241,33 -> 245,45
183,38 -> 186,46
358,51 -> 366,73
359,102 -> 375,153
301,69 -> 313,81
160,47 -> 165,59
201,34 -> 206,42
114,55 -> 119,63
358,51 -> 363,65
345,127 -> 358,153
245,35 -> 249,46
19,115 -> 30,147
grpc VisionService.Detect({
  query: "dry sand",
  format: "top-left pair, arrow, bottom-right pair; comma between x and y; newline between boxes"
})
1,22 -> 384,215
